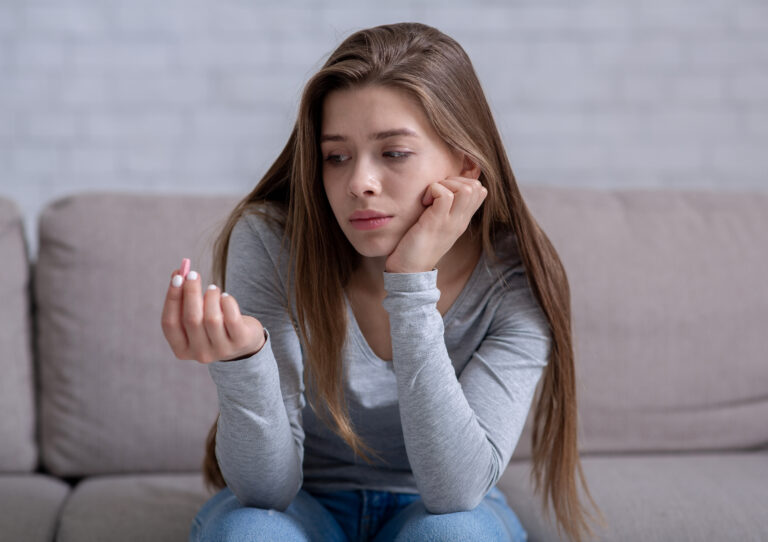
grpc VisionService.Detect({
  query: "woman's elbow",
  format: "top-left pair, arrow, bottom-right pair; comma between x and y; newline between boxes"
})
421,491 -> 484,515
229,483 -> 299,512
225,469 -> 303,512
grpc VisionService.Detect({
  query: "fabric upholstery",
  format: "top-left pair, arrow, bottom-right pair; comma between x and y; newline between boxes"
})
36,193 -> 238,476
0,196 -> 37,471
0,474 -> 70,542
512,186 -> 768,459
55,473 -> 214,542
500,450 -> 768,542
18,186 -> 768,540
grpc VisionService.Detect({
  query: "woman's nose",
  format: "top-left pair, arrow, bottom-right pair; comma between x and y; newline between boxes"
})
347,157 -> 381,197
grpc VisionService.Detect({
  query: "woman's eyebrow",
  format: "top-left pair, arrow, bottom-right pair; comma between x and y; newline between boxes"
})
320,128 -> 419,143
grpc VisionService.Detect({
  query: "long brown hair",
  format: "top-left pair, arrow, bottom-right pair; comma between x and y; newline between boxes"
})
202,22 -> 605,542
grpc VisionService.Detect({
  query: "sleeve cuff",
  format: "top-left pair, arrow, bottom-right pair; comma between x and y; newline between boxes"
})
381,270 -> 441,315
382,268 -> 438,293
208,328 -> 273,378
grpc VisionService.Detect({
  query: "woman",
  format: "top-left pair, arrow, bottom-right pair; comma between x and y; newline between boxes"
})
162,22 -> 604,542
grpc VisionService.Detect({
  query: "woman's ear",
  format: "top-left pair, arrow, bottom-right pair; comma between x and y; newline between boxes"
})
460,154 -> 482,180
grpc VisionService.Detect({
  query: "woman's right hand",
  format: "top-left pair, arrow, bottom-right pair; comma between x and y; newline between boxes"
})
161,265 -> 266,364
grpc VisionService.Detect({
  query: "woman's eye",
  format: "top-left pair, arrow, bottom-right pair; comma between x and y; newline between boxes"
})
384,151 -> 411,159
325,154 -> 348,164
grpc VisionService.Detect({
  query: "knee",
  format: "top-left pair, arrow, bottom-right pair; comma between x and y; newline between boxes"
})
192,489 -> 302,542
393,503 -> 509,542
195,506 -> 288,542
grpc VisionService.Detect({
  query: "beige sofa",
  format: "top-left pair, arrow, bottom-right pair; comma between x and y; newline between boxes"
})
1,186 -> 766,542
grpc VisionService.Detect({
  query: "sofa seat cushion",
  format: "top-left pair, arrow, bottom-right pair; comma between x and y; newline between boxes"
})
498,450 -> 768,541
55,473 -> 215,542
0,474 -> 70,542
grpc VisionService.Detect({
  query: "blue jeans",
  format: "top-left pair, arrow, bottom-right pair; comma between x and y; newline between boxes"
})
190,485 -> 528,541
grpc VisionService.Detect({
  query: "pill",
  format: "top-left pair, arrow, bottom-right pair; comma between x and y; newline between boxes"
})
180,258 -> 191,279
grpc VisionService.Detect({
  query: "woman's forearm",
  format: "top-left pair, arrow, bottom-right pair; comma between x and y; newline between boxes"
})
381,269 -> 547,513
208,330 -> 303,510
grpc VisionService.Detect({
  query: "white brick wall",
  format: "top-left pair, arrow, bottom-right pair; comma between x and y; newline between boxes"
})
1,1 -> 766,256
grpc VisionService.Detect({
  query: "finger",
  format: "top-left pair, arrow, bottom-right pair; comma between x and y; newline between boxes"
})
438,177 -> 484,196
436,176 -> 482,189
203,284 -> 229,352
422,177 -> 481,205
161,271 -> 189,356
422,182 -> 434,206
425,182 -> 454,222
220,293 -> 247,347
440,177 -> 486,193
181,270 -> 211,355
436,178 -> 486,215
477,183 -> 488,206
221,295 -> 266,355
241,315 -> 267,354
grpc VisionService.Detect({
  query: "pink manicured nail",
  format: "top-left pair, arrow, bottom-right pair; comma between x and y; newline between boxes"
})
180,258 -> 190,279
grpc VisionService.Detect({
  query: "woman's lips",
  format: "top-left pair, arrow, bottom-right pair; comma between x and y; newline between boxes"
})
350,216 -> 393,230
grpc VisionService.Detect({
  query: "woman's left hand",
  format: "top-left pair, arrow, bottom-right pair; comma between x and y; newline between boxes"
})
385,176 -> 488,274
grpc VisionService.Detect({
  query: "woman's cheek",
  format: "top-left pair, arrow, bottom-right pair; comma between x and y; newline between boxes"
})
323,178 -> 344,211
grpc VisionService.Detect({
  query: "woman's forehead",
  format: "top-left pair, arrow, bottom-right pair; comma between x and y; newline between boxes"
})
320,85 -> 432,141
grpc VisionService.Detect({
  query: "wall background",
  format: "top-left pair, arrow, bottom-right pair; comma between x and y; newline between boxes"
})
1,1 -> 767,257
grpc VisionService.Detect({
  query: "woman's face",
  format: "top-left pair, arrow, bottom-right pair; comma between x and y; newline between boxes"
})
321,84 -> 466,259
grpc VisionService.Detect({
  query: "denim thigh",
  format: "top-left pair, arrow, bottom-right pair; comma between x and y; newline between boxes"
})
190,486 -> 527,542
310,486 -> 527,542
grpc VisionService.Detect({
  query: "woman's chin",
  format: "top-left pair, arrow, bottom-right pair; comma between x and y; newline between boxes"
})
347,238 -> 396,259
353,247 -> 392,259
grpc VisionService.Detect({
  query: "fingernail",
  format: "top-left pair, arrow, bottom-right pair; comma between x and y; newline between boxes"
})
188,270 -> 198,281
172,275 -> 183,288
207,284 -> 217,291
221,292 -> 230,297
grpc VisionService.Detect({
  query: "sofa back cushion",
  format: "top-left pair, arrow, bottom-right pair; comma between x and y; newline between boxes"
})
0,197 -> 37,472
512,186 -> 768,458
36,193 -> 237,476
34,187 -> 768,473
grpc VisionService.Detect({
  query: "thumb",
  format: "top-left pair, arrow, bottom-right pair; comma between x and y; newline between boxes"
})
241,314 -> 267,351
427,182 -> 452,216
219,294 -> 258,348
422,183 -> 437,206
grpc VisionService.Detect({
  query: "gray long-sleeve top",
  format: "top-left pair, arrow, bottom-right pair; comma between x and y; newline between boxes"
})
207,207 -> 552,513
